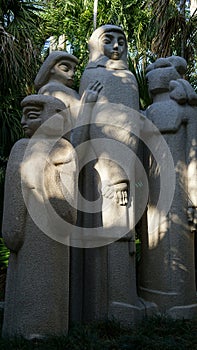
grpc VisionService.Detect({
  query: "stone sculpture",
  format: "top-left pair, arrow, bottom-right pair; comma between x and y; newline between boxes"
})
34,51 -> 80,128
2,25 -> 197,339
2,94 -> 78,339
70,24 -> 154,325
79,24 -> 139,110
139,56 -> 197,318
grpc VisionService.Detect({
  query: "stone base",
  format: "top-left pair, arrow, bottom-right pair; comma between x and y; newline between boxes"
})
166,303 -> 197,319
139,297 -> 159,318
108,299 -> 158,327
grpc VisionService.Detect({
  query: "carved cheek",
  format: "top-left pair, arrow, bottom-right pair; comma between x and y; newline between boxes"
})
29,120 -> 41,133
103,45 -> 112,57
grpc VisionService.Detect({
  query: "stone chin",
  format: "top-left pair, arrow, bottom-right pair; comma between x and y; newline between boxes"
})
110,53 -> 120,60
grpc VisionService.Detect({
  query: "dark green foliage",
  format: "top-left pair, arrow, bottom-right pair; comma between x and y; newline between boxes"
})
0,316 -> 197,349
40,0 -> 152,90
146,0 -> 197,90
0,238 -> 9,268
0,0 -> 45,151
0,237 -> 8,300
128,55 -> 152,110
0,156 -> 6,234
0,97 -> 23,158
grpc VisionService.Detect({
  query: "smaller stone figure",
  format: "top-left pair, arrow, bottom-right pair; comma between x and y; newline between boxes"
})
34,51 -> 80,127
2,94 -> 78,339
139,56 -> 197,319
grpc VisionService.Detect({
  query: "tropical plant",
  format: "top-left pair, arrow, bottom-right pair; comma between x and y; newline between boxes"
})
40,0 -> 152,106
0,0 -> 45,158
0,238 -> 9,268
0,0 -> 45,138
147,0 -> 197,87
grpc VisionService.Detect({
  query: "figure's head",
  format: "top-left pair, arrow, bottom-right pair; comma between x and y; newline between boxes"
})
34,51 -> 79,90
88,25 -> 127,63
21,95 -> 66,138
146,56 -> 187,96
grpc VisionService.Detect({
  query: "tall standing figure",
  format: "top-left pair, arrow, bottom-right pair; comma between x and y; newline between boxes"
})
71,25 -> 153,325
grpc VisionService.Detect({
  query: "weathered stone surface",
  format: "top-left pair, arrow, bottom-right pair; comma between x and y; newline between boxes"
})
34,51 -> 80,127
3,29 -> 197,336
139,56 -> 197,318
2,95 -> 78,339
70,25 -> 153,325
79,25 -> 139,110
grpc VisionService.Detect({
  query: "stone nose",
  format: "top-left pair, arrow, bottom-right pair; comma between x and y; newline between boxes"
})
113,41 -> 119,50
68,71 -> 74,79
21,115 -> 26,125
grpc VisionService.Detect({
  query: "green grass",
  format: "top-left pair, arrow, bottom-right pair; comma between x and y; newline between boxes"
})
0,314 -> 197,349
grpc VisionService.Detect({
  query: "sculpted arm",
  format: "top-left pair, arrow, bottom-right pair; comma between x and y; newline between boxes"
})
71,81 -> 102,148
44,139 -> 78,225
169,78 -> 197,231
2,141 -> 27,252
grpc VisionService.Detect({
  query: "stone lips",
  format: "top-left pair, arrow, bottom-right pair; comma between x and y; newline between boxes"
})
21,103 -> 175,248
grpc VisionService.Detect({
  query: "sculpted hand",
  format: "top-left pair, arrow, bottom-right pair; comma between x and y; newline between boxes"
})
81,81 -> 103,104
102,182 -> 128,206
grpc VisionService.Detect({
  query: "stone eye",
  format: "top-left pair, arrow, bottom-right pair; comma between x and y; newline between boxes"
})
102,38 -> 111,44
27,112 -> 40,120
118,39 -> 125,46
59,64 -> 69,72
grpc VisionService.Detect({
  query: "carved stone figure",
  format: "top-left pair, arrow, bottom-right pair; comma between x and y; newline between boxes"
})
34,51 -> 80,127
79,24 -> 139,110
3,27 -> 197,334
2,95 -> 78,339
70,25 -> 154,325
139,56 -> 197,318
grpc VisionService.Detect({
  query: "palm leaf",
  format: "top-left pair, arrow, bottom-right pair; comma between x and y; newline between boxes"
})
0,238 -> 9,268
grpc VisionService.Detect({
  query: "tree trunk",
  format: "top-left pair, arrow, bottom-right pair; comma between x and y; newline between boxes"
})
93,0 -> 98,30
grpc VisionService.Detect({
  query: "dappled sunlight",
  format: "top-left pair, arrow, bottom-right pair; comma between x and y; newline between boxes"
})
188,138 -> 197,206
112,69 -> 139,88
147,206 -> 168,249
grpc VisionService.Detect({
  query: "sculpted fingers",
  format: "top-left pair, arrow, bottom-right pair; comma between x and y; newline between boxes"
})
102,183 -> 128,206
102,185 -> 114,199
122,190 -> 128,205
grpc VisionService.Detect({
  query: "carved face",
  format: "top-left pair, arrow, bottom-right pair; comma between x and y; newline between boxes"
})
21,105 -> 42,138
146,67 -> 181,95
50,59 -> 77,87
99,31 -> 126,60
